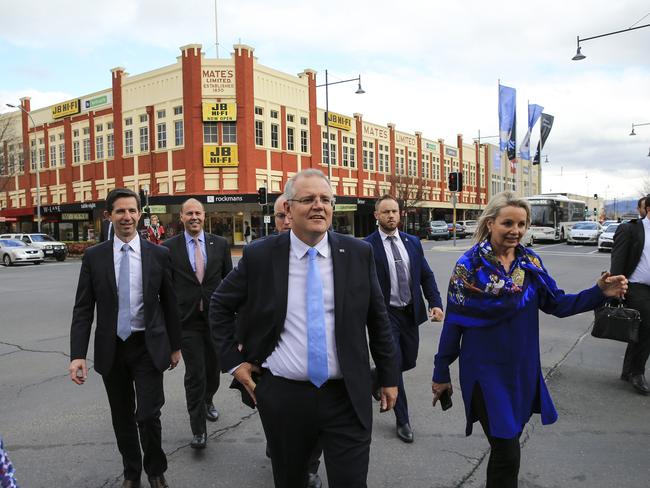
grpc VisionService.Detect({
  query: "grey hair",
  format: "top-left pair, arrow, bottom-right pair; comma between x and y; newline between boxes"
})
473,191 -> 531,244
283,169 -> 333,201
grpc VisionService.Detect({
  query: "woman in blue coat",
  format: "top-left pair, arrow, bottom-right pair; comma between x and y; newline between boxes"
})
431,192 -> 627,488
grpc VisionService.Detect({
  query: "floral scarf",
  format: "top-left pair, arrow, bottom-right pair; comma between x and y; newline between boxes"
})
445,240 -> 560,328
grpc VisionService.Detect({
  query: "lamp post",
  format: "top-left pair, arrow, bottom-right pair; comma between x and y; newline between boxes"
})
629,122 -> 650,136
572,22 -> 650,60
316,70 -> 365,182
6,103 -> 41,232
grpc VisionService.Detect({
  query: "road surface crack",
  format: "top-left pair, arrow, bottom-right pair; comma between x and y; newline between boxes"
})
0,340 -> 71,359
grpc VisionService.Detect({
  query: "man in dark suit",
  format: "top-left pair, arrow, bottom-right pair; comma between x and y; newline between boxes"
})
69,188 -> 181,488
365,195 -> 443,443
611,196 -> 650,395
163,198 -> 232,449
210,169 -> 398,488
99,217 -> 113,242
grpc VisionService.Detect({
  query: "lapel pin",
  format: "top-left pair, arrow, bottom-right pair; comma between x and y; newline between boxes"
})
339,249 -> 345,253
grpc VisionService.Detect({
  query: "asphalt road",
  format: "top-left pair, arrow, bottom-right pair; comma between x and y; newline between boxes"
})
0,239 -> 648,488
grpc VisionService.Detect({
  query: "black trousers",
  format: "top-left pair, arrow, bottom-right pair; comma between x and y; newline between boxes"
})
102,332 -> 167,481
256,372 -> 371,488
471,384 -> 521,488
181,323 -> 220,435
622,283 -> 650,377
388,306 -> 419,426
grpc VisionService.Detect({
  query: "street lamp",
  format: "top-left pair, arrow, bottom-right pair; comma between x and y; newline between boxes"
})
316,70 -> 365,182
6,102 -> 41,232
572,22 -> 650,60
629,122 -> 650,136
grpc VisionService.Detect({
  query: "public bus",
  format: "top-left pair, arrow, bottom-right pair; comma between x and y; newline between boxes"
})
525,195 -> 587,242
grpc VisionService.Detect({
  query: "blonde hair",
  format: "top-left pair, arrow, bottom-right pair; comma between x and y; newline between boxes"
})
473,191 -> 531,244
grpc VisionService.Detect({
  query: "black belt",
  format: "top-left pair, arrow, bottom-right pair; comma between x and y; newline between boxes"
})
389,303 -> 413,313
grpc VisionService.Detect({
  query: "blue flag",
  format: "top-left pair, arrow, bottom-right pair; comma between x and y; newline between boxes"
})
520,103 -> 544,161
498,84 -> 516,162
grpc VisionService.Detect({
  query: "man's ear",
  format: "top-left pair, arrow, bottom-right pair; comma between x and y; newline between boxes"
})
103,210 -> 110,220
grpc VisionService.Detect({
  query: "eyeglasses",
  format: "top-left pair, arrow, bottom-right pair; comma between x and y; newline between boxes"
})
288,196 -> 335,207
274,213 -> 288,219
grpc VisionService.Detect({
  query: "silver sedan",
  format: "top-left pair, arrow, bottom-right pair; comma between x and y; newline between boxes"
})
0,239 -> 45,266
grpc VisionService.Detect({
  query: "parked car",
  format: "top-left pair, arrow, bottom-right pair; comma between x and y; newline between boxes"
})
566,221 -> 602,245
0,233 -> 67,261
0,239 -> 44,266
447,222 -> 466,239
601,220 -> 618,229
426,221 -> 450,240
457,220 -> 478,236
521,228 -> 535,247
598,223 -> 620,252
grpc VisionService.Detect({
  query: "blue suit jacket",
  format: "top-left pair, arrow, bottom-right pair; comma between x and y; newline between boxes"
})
365,230 -> 442,326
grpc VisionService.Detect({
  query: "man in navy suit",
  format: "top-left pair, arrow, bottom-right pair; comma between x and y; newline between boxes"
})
365,194 -> 443,443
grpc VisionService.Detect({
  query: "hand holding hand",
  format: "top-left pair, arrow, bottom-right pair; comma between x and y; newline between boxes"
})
431,381 -> 452,407
597,272 -> 628,298
233,362 -> 262,405
69,359 -> 88,385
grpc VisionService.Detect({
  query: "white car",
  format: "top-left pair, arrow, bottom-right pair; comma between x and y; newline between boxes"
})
457,220 -> 478,236
521,229 -> 535,247
598,223 -> 620,252
0,233 -> 67,261
567,221 -> 601,245
0,239 -> 44,266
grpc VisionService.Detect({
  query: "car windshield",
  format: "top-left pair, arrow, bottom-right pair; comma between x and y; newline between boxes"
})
30,234 -> 56,242
572,222 -> 598,230
0,239 -> 25,247
464,220 -> 477,226
605,224 -> 619,233
431,221 -> 446,226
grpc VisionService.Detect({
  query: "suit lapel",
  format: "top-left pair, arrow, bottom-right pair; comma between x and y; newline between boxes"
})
104,241 -> 118,298
140,237 -> 152,296
400,231 -> 417,279
205,233 -> 218,278
371,231 -> 390,277
272,233 -> 290,329
329,231 -> 348,331
178,234 -> 200,283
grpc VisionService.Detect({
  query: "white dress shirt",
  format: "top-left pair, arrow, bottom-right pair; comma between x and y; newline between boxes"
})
264,230 -> 341,381
629,216 -> 650,286
378,228 -> 412,307
113,234 -> 145,332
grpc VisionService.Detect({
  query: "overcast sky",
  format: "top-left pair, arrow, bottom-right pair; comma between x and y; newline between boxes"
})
1,0 -> 648,200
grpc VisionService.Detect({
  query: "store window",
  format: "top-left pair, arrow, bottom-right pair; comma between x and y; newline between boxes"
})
222,122 -> 237,143
203,122 -> 218,143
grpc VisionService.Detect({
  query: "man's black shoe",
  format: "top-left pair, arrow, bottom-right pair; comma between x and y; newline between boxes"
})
190,432 -> 207,449
307,473 -> 322,488
396,423 -> 414,443
620,372 -> 630,381
206,403 -> 219,422
629,374 -> 650,395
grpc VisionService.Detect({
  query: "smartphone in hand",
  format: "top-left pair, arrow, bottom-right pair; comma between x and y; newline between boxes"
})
438,389 -> 452,411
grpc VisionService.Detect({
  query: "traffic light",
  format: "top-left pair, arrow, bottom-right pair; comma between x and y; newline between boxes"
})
448,171 -> 463,192
257,187 -> 268,205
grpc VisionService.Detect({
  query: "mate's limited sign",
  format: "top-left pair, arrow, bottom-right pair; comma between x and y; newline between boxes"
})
202,102 -> 237,122
51,99 -> 81,119
202,68 -> 236,97
203,145 -> 239,167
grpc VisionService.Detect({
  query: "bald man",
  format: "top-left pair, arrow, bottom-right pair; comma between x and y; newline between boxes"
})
274,194 -> 292,233
163,198 -> 233,449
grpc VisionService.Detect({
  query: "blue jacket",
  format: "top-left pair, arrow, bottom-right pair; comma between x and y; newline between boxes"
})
365,230 -> 442,326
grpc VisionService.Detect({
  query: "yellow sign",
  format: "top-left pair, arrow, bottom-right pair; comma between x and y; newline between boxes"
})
327,111 -> 352,131
203,145 -> 239,167
202,102 -> 237,122
51,99 -> 81,119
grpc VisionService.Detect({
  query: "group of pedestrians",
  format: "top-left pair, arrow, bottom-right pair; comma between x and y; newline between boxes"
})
57,168 -> 640,488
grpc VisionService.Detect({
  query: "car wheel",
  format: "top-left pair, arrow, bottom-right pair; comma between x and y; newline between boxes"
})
598,248 -> 604,252
34,260 -> 42,265
3,254 -> 12,266
56,255 -> 66,262
529,236 -> 534,247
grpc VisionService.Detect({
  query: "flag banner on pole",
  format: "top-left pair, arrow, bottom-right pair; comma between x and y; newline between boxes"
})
509,110 -> 517,172
533,113 -> 554,164
520,103 -> 543,161
493,146 -> 501,172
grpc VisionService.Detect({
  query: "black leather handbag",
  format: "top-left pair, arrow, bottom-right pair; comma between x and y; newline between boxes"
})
591,300 -> 641,343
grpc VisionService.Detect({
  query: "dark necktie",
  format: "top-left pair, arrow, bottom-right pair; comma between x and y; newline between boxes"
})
388,235 -> 412,304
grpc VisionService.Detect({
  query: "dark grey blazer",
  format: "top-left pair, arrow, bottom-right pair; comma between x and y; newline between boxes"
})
611,219 -> 645,278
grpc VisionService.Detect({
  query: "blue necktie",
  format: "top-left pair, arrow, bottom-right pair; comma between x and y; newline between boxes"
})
117,243 -> 132,341
306,247 -> 328,387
